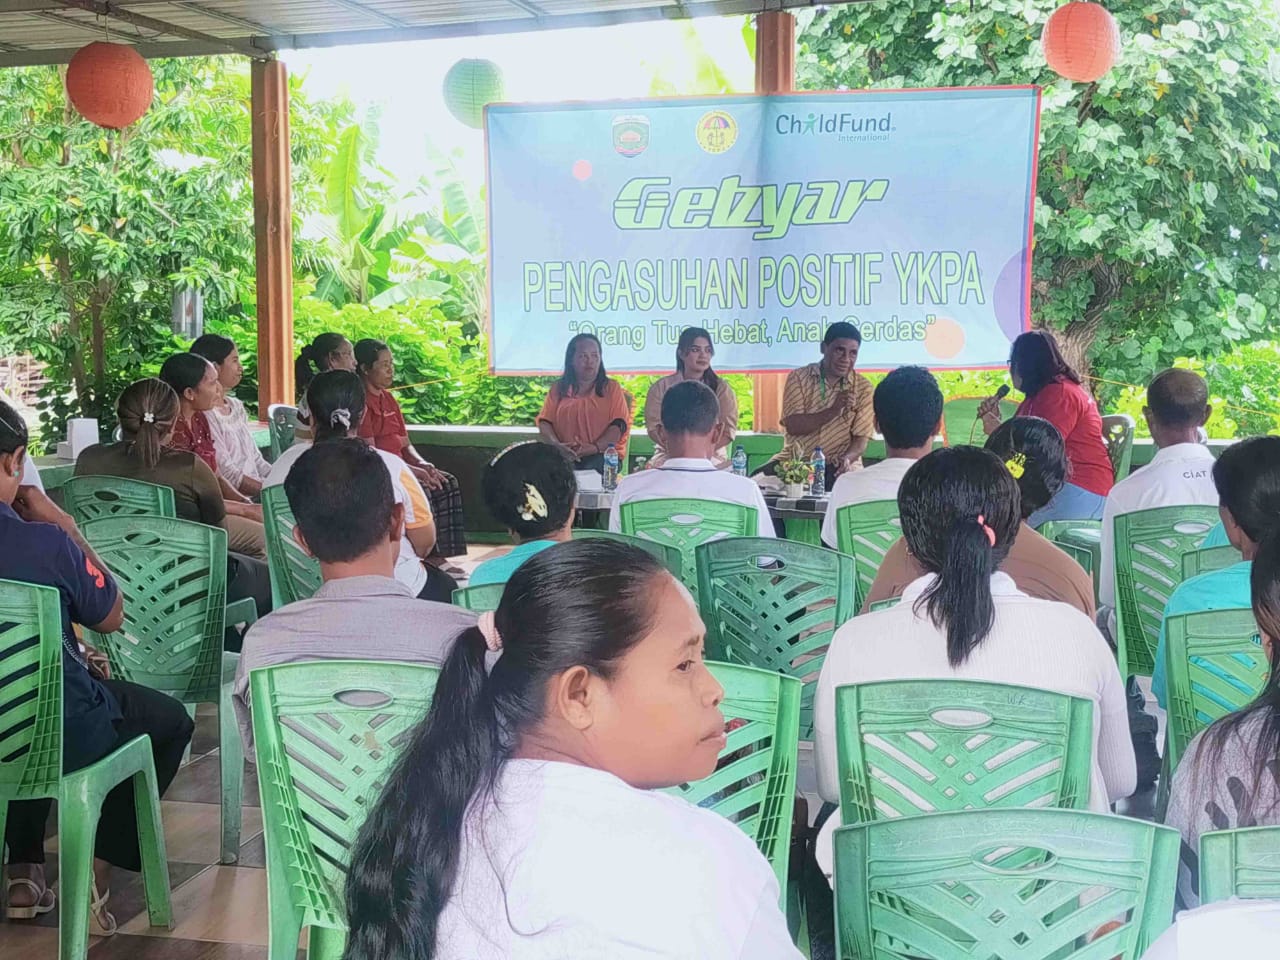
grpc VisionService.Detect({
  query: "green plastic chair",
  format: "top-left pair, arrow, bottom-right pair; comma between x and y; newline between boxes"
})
1200,826 -> 1280,904
696,537 -> 857,738
1102,413 -> 1136,481
1181,544 -> 1242,580
1163,609 -> 1268,775
832,499 -> 901,610
261,484 -> 323,607
251,659 -> 439,960
941,395 -> 1018,447
619,497 -> 755,599
834,679 -> 1095,823
0,579 -> 173,960
1035,519 -> 1102,542
664,662 -> 801,894
571,527 -> 684,576
1038,521 -> 1103,599
62,475 -> 176,527
833,808 -> 1179,960
81,515 -> 257,864
452,581 -> 505,613
1114,505 -> 1219,678
267,403 -> 299,460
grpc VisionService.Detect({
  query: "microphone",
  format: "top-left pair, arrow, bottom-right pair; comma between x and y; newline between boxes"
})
994,384 -> 1010,401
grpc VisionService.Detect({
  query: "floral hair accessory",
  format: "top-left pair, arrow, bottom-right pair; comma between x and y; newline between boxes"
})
142,412 -> 156,424
519,483 -> 548,522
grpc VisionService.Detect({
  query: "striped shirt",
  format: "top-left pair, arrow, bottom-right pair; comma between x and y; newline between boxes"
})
776,363 -> 874,465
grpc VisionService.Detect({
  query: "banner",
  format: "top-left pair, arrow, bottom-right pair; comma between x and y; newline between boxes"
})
486,87 -> 1040,374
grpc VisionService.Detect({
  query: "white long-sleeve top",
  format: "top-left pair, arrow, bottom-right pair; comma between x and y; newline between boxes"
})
815,572 -> 1136,809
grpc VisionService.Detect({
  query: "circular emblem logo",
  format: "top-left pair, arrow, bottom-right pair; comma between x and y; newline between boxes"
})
696,110 -> 738,154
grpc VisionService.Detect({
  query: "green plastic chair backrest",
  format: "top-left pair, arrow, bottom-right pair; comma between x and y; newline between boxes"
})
261,484 -> 323,607
941,396 -> 1018,447
832,499 -> 901,610
1102,413 -> 1136,481
835,679 -> 1095,823
1182,545 -> 1242,580
696,537 -> 856,738
268,403 -> 299,460
250,659 -> 439,942
62,475 -> 177,527
1036,519 -> 1102,542
1163,609 -> 1268,773
1113,505 -> 1220,678
570,527 -> 684,576
664,662 -> 801,893
1040,521 -> 1103,583
618,497 -> 755,596
0,579 -> 64,799
833,808 -> 1179,960
81,515 -> 230,704
452,582 -> 505,613
1200,826 -> 1280,904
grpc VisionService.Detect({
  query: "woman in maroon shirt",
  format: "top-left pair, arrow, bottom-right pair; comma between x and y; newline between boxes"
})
981,331 -> 1114,525
354,338 -> 468,565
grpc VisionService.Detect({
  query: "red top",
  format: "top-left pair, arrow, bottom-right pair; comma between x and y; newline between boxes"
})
170,410 -> 218,474
358,384 -> 410,455
1017,377 -> 1114,497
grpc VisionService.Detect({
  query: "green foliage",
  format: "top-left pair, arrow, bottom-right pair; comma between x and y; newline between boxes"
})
0,58 -> 349,438
797,0 -> 1280,385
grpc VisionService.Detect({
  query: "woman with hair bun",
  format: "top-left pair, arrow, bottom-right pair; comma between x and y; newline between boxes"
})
343,539 -> 801,960
470,441 -> 577,587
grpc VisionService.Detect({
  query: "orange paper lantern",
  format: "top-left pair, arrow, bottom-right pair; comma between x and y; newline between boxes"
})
65,42 -> 154,130
1043,2 -> 1121,83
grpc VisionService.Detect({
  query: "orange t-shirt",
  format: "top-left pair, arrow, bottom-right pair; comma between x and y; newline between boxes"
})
537,379 -> 632,456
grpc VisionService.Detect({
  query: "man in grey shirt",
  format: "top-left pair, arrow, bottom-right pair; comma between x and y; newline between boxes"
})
234,440 -> 476,754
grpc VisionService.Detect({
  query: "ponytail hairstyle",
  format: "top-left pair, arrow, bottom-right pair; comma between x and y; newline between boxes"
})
296,333 -> 351,396
482,441 -> 577,541
305,370 -> 366,441
189,333 -> 237,366
675,326 -> 720,393
984,417 -> 1067,521
159,352 -> 213,403
1193,529 -> 1280,823
343,539 -> 668,960
117,379 -> 180,469
898,447 -> 1022,666
1008,330 -> 1080,397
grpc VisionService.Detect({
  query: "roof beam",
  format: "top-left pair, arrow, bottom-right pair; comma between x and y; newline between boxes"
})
162,1 -> 279,35
51,0 -> 268,57
0,38 -> 243,66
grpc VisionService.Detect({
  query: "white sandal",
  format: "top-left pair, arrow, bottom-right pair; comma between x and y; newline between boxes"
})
5,876 -> 56,919
89,881 -> 117,937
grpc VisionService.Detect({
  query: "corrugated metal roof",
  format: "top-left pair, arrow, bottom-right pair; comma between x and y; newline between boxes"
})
0,1 -> 853,67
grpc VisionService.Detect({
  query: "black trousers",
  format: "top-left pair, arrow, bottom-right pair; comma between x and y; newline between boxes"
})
4,679 -> 194,872
225,551 -> 273,652
417,563 -> 458,603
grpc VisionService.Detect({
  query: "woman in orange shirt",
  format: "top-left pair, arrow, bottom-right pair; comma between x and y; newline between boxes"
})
537,333 -> 632,472
354,338 -> 468,564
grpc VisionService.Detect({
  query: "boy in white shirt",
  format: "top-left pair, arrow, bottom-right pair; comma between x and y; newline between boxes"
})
609,380 -> 774,538
821,365 -> 942,548
1099,369 -> 1217,614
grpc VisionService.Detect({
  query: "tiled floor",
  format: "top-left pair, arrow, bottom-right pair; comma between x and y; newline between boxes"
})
1,546 -> 503,959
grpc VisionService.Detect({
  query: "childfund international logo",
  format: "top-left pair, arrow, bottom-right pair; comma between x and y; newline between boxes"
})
775,111 -> 894,143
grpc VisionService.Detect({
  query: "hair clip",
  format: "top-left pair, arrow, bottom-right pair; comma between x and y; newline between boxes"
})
142,412 -> 155,424
519,483 -> 548,522
1005,453 -> 1026,479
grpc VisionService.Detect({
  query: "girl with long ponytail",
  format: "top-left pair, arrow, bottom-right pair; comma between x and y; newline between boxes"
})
342,539 -> 801,960
812,447 -> 1136,865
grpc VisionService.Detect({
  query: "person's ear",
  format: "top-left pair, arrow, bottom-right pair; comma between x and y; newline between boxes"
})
292,524 -> 315,558
552,665 -> 598,732
388,502 -> 406,543
1141,406 -> 1155,432
0,448 -> 22,479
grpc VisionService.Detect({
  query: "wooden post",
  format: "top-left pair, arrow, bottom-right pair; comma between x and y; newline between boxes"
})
752,11 -> 795,433
251,59 -> 295,414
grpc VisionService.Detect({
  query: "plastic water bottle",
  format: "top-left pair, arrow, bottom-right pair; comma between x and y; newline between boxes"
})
811,447 -> 826,497
602,444 -> 620,491
731,445 -> 748,477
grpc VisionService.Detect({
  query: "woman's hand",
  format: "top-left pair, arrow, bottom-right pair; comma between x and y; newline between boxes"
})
226,500 -> 264,524
410,463 -> 446,492
977,395 -> 1005,435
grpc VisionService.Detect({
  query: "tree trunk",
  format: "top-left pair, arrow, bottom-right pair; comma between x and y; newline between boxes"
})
55,251 -> 87,401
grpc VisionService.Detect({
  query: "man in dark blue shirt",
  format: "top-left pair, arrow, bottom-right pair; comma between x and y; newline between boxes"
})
1,403 -> 193,934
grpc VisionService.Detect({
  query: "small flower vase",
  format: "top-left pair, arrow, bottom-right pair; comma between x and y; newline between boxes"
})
784,482 -> 806,499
